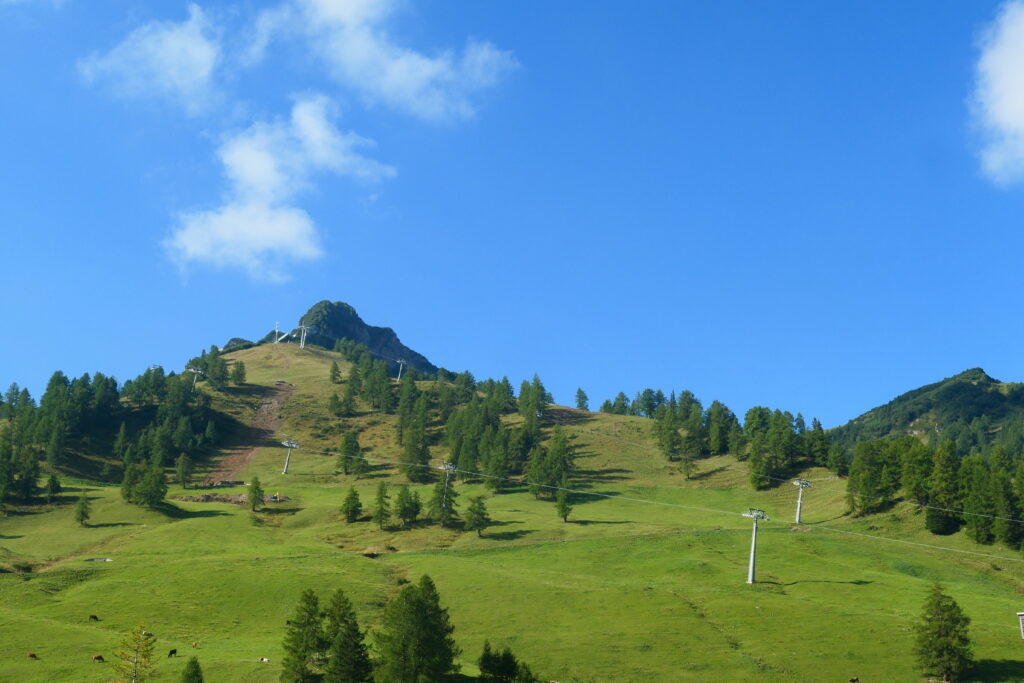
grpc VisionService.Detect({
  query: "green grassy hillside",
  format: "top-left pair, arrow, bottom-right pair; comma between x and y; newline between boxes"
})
3,344 -> 1024,681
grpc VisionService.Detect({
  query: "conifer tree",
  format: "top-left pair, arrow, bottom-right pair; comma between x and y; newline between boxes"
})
176,453 -> 193,489
375,575 -> 459,682
555,484 -> 573,523
138,463 -> 168,508
340,432 -> 360,475
395,485 -> 421,527
962,457 -> 994,544
341,487 -> 362,523
900,439 -> 933,506
428,479 -> 459,527
113,421 -> 129,461
322,589 -> 372,683
45,474 -> 61,503
463,495 -> 491,537
112,625 -> 157,683
74,492 -> 91,526
339,380 -> 357,417
181,656 -> 204,683
373,482 -> 391,530
230,360 -> 247,385
248,476 -> 264,512
329,361 -> 341,384
575,388 -> 589,411
990,470 -> 1023,549
281,589 -> 325,683
926,442 -> 962,535
914,585 -> 973,682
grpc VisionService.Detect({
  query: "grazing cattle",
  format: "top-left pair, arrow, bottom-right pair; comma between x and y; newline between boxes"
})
167,649 -> 177,658
142,631 -> 154,637
27,653 -> 37,660
259,657 -> 269,663
92,655 -> 104,663
88,615 -> 99,622
849,678 -> 859,683
191,641 -> 198,649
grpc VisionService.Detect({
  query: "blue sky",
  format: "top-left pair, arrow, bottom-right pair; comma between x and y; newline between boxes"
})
3,0 -> 1024,427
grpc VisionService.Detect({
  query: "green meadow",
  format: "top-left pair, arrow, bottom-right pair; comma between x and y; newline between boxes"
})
3,344 -> 1024,682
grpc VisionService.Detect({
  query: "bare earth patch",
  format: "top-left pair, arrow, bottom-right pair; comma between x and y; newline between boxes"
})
203,384 -> 293,484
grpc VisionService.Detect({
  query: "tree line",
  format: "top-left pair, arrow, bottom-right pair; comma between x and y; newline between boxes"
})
280,574 -> 540,682
0,346 -> 238,511
846,435 -> 1024,547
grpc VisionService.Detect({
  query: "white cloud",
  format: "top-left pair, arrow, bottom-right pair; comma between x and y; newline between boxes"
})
165,94 -> 395,281
974,1 -> 1024,184
251,0 -> 517,120
77,4 -> 220,116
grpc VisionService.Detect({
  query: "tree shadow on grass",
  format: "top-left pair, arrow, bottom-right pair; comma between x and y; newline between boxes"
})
564,488 -> 623,506
574,467 -> 632,483
155,502 -> 230,519
88,522 -> 140,528
571,519 -> 631,526
488,529 -> 535,541
0,534 -> 24,539
262,506 -> 302,515
688,465 -> 731,481
970,659 -> 1024,682
782,580 -> 872,586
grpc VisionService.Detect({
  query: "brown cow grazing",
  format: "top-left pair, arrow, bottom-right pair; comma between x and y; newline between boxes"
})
27,653 -> 37,660
167,648 -> 177,658
88,615 -> 99,622
191,641 -> 198,649
92,655 -> 104,663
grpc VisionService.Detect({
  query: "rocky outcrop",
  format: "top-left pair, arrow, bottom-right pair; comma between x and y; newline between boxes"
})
295,300 -> 437,375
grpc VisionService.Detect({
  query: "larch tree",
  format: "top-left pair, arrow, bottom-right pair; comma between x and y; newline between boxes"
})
281,589 -> 326,683
322,589 -> 372,683
463,495 -> 492,537
555,484 -> 573,523
248,476 -> 265,512
176,454 -> 194,489
427,478 -> 459,527
375,575 -> 459,682
575,388 -> 589,411
45,474 -> 61,503
74,492 -> 92,527
926,442 -> 962,535
914,585 -> 973,682
181,656 -> 204,683
112,625 -> 157,683
373,482 -> 391,530
341,487 -> 362,523
230,360 -> 247,385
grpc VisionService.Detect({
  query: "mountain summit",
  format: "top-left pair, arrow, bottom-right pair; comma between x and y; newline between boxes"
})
830,367 -> 1024,453
294,300 -> 437,375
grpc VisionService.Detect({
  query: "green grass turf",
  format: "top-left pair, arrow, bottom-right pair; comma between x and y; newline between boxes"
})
3,343 -> 1024,681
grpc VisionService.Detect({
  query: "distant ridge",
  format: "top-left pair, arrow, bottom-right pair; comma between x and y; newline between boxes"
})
830,368 -> 1024,454
281,300 -> 438,375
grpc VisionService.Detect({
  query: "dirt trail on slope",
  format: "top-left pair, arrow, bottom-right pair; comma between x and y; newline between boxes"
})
204,384 -> 293,484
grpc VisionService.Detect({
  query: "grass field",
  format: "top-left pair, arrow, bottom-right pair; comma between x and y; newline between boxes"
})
3,343 -> 1024,681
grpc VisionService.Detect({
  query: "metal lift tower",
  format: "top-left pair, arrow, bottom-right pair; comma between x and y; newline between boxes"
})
792,479 -> 811,524
281,440 -> 299,474
742,508 -> 769,584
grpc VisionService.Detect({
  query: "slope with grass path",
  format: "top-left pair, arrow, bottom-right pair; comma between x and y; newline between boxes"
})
2,343 -> 1024,681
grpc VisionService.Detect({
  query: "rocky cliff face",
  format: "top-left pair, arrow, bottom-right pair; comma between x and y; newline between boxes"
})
294,300 -> 437,375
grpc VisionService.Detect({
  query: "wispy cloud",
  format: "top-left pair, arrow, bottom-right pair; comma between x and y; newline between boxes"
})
974,1 -> 1024,184
250,0 -> 518,121
164,95 -> 394,281
77,3 -> 220,116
